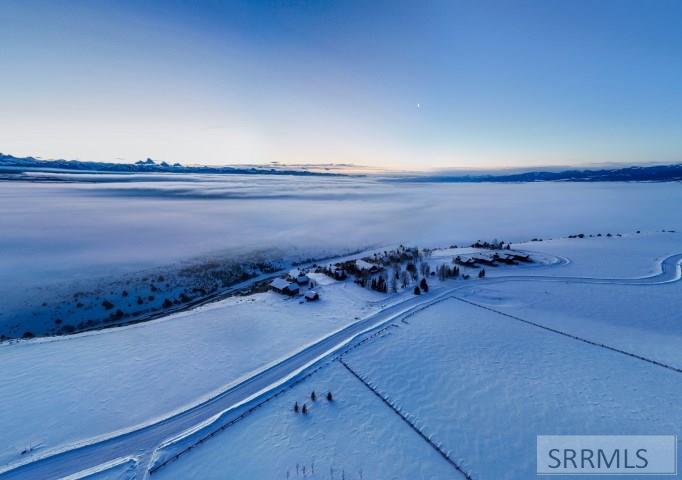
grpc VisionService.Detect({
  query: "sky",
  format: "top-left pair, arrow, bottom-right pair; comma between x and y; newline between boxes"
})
1,0 -> 681,170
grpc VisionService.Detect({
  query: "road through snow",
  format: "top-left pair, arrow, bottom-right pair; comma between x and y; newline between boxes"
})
2,253 -> 680,480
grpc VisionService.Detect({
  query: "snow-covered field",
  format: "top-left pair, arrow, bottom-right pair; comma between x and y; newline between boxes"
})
1,177 -> 681,479
459,273 -> 682,370
141,234 -> 681,480
0,276 -> 387,468
340,298 -> 682,479
153,361 -> 462,480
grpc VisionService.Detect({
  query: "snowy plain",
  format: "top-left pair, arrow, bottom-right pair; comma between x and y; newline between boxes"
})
0,277 -> 387,468
152,240 -> 682,479
1,176 -> 681,479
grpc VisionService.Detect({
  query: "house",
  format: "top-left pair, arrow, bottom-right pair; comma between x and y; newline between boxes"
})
472,256 -> 496,266
454,256 -> 477,267
289,269 -> 310,285
288,268 -> 310,285
355,259 -> 381,274
270,278 -> 300,296
493,253 -> 517,265
305,290 -> 319,302
511,253 -> 532,262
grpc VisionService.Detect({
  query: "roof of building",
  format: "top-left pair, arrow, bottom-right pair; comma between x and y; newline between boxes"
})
270,278 -> 291,290
289,268 -> 303,278
305,290 -> 319,299
355,259 -> 377,271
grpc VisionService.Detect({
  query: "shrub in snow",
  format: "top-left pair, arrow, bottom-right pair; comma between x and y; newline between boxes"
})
420,278 -> 429,292
102,300 -> 114,310
413,286 -> 421,295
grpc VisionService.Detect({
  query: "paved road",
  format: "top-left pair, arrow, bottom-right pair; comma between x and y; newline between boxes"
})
2,253 -> 680,480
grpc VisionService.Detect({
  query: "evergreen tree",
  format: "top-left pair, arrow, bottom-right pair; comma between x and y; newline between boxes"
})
413,286 -> 421,295
327,391 -> 333,401
311,390 -> 317,401
479,268 -> 486,278
294,401 -> 299,413
302,404 -> 308,414
420,278 -> 429,292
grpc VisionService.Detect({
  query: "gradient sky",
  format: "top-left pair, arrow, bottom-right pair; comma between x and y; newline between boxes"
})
2,0 -> 682,170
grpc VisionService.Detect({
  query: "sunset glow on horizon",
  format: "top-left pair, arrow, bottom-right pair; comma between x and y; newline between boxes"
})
2,0 -> 682,170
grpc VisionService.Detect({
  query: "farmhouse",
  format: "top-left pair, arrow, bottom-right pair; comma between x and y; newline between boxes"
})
269,278 -> 300,296
288,268 -> 310,285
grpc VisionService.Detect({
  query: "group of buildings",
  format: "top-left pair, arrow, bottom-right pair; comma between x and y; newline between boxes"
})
269,268 -> 319,301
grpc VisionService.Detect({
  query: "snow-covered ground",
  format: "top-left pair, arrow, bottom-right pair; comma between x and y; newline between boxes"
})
338,298 -> 682,479
1,175 -> 681,479
148,288 -> 682,480
508,231 -> 681,278
152,361 -> 462,480
65,457 -> 137,480
138,234 -> 682,480
458,275 -> 682,370
0,277 -> 387,468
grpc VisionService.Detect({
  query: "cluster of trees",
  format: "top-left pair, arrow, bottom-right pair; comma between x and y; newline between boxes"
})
369,276 -> 388,293
371,245 -> 422,266
471,239 -> 511,250
293,390 -> 333,415
569,232 -> 621,239
413,278 -> 429,295
437,264 -> 460,281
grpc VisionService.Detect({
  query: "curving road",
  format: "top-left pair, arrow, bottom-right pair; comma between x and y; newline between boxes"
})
2,253 -> 680,480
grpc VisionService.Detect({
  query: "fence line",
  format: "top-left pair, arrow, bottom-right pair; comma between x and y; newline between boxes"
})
451,295 -> 682,374
338,358 -> 473,480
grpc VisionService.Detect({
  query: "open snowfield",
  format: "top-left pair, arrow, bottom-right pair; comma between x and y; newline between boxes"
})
338,298 -> 682,479
78,234 -> 682,480
1,177 -> 681,479
508,231 -> 682,278
459,273 -> 682,370
153,362 -> 462,480
0,277 -> 387,468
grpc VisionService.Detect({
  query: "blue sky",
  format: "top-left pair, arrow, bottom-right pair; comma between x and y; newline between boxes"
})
1,0 -> 681,169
